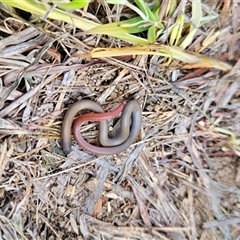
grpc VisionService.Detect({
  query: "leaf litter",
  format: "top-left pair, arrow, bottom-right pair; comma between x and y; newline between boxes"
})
0,1 -> 240,240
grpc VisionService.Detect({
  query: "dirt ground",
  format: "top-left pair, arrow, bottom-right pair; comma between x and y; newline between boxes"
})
0,1 -> 240,240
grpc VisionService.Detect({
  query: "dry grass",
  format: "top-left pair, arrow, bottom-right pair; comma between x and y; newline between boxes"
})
0,1 -> 240,239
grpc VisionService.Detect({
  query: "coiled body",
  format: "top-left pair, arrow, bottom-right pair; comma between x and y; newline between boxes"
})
61,100 -> 142,155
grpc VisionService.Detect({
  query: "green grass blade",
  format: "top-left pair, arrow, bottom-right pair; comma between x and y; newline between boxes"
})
55,0 -> 89,10
180,0 -> 202,49
88,16 -> 148,34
